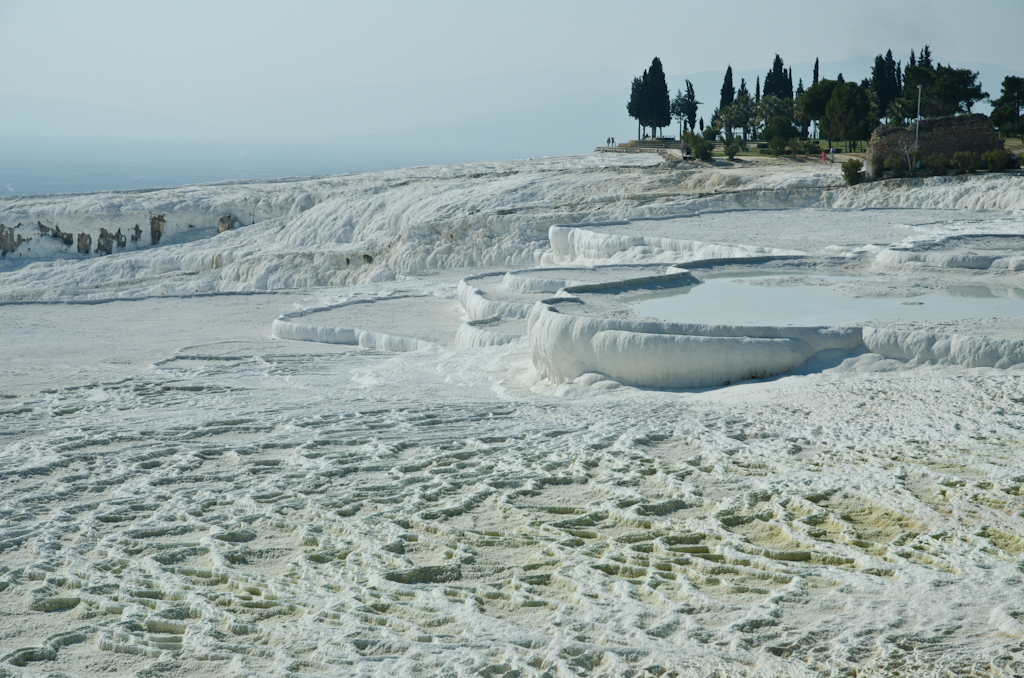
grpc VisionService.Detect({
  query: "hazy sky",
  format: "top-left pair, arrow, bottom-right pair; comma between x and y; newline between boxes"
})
3,0 -> 1021,142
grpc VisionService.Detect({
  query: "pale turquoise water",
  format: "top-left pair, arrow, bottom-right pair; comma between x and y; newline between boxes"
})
630,276 -> 1024,326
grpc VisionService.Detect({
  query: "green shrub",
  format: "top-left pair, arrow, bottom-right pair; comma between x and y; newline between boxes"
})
924,153 -> 949,177
767,137 -> 788,156
952,151 -> 979,174
802,140 -> 822,156
871,155 -> 886,178
723,138 -> 746,160
884,154 -> 905,177
842,158 -> 864,186
683,131 -> 713,161
982,149 -> 1011,172
701,126 -> 718,141
763,117 -> 799,145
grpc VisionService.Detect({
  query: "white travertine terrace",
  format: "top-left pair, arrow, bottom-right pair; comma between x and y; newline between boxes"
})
271,223 -> 1024,390
6,153 -> 1024,677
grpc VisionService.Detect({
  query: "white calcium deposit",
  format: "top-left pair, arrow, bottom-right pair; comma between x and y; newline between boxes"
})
3,153 -> 1024,678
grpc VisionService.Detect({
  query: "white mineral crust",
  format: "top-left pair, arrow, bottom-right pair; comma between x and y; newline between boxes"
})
2,153 -> 1024,677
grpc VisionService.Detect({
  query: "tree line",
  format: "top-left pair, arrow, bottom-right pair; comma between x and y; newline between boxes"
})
626,51 -> 1024,152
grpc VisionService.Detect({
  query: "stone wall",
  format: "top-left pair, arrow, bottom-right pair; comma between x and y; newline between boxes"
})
864,114 -> 1003,179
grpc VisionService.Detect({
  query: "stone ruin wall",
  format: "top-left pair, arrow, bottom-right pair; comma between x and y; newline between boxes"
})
864,113 -> 1003,179
0,213 -> 239,259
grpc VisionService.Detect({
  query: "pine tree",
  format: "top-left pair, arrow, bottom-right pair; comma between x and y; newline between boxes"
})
671,89 -> 686,136
909,49 -> 916,67
898,48 -> 986,118
720,65 -> 735,110
993,76 -> 1024,122
826,82 -> 873,152
991,76 -> 1024,140
801,78 -> 841,141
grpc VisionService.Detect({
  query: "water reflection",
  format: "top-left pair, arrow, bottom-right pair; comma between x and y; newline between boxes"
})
630,275 -> 1024,326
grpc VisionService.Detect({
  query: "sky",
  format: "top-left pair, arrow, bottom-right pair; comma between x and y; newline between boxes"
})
1,0 -> 1022,192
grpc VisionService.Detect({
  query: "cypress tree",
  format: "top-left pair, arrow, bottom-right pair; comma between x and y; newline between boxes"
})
871,53 -> 889,119
871,49 -> 904,122
647,57 -> 671,137
886,50 -> 900,97
813,58 -> 819,86
627,73 -> 646,139
681,80 -> 701,132
735,78 -> 753,140
720,65 -> 735,110
920,45 -> 932,68
755,76 -> 761,102
795,78 -> 808,137
764,55 -> 789,99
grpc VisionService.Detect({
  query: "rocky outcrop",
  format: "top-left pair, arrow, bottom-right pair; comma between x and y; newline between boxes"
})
37,221 -> 73,246
865,114 -> 1003,179
77,232 -> 92,254
95,228 -> 126,255
1,223 -> 27,256
216,214 -> 237,233
96,228 -> 115,255
149,214 -> 166,246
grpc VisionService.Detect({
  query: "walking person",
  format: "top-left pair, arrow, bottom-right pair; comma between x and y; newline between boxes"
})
821,149 -> 827,164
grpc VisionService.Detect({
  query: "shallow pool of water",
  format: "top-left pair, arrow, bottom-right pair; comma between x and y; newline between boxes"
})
630,276 -> 1024,326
